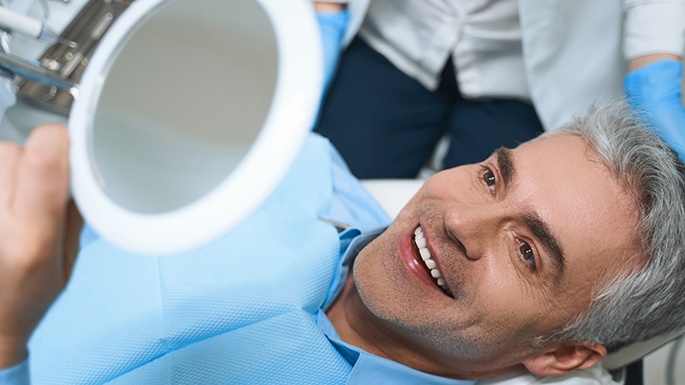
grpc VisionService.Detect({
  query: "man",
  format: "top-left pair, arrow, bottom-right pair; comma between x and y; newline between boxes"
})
0,100 -> 684,384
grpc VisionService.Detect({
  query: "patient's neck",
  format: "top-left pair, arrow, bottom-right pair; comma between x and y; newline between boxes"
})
325,275 -> 523,380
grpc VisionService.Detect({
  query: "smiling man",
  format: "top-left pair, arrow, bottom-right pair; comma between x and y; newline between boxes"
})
0,100 -> 684,384
328,132 -> 642,379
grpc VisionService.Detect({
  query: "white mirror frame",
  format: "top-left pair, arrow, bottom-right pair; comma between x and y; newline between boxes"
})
69,0 -> 323,255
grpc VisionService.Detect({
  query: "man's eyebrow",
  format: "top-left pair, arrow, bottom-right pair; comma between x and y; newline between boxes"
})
494,147 -> 566,278
523,213 -> 566,278
495,147 -> 515,189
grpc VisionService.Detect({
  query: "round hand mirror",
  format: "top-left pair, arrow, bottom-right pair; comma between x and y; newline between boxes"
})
69,0 -> 323,254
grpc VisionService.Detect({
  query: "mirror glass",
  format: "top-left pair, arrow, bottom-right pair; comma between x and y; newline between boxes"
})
91,0 -> 277,214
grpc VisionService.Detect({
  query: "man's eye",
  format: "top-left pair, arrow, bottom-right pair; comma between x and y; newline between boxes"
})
517,239 -> 537,271
481,167 -> 496,191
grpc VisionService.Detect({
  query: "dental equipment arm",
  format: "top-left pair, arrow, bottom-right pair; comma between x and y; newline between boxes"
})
625,55 -> 685,161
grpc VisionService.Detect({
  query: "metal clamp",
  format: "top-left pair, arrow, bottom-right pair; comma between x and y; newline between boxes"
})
16,0 -> 133,115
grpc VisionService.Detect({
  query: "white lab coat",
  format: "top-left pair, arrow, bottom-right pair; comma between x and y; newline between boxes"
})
343,0 -> 685,131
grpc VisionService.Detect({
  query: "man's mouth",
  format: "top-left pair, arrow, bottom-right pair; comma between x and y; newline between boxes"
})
414,226 -> 453,297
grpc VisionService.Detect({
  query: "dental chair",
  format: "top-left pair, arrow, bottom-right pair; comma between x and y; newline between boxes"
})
361,179 -> 685,385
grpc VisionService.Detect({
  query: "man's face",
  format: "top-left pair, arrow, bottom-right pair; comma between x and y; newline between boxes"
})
351,134 -> 640,377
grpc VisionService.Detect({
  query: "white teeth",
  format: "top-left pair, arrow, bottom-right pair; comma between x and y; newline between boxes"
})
419,248 -> 431,261
425,259 -> 436,269
414,226 -> 450,294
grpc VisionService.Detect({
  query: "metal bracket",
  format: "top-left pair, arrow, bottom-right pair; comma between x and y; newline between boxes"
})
16,0 -> 133,115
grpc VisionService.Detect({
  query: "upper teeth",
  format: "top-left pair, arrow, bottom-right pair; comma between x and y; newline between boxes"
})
414,227 -> 448,291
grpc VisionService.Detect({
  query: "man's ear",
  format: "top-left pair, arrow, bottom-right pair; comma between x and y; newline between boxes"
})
522,342 -> 607,377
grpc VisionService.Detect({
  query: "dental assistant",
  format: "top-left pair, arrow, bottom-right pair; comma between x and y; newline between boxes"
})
315,0 -> 685,177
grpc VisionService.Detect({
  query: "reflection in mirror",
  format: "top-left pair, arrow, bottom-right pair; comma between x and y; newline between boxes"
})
92,0 -> 277,214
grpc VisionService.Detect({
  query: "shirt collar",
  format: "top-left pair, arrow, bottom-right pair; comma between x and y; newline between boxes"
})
316,310 -> 475,385
321,226 -> 385,310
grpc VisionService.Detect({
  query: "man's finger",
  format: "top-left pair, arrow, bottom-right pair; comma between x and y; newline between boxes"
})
13,125 -> 70,233
0,142 -> 20,206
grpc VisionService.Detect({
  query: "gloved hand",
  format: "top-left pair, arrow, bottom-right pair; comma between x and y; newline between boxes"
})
625,59 -> 685,161
316,9 -> 349,91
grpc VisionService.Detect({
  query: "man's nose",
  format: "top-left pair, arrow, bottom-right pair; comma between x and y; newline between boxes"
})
444,202 -> 504,261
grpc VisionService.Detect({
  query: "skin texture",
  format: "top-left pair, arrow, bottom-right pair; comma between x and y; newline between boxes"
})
327,134 -> 642,379
629,53 -> 681,72
313,2 -> 346,13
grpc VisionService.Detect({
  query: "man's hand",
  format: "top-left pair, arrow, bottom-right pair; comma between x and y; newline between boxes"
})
625,56 -> 685,161
0,124 -> 71,368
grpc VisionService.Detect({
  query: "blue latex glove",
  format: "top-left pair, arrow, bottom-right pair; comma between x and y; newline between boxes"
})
625,59 -> 685,161
316,10 -> 349,91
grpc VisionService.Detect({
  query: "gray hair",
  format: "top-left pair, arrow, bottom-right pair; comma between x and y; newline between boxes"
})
537,99 -> 685,352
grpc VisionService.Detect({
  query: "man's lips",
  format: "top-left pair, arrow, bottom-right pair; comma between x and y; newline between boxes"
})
400,225 -> 454,298
413,226 -> 454,297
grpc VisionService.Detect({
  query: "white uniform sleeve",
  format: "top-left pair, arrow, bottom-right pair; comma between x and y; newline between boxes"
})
623,0 -> 685,59
341,0 -> 370,46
